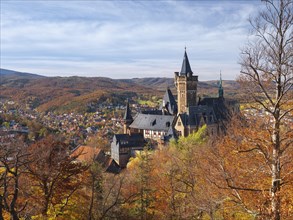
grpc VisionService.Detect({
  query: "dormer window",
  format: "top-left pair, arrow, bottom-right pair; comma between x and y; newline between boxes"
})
123,141 -> 128,145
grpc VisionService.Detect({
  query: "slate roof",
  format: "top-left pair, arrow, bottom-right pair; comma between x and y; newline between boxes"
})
180,50 -> 193,76
187,105 -> 217,126
141,110 -> 164,115
113,133 -> 145,148
198,97 -> 228,121
105,159 -> 121,174
159,88 -> 178,115
173,96 -> 231,129
130,113 -> 175,132
176,105 -> 219,128
198,97 -> 220,106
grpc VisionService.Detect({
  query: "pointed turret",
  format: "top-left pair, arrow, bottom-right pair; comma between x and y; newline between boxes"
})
180,48 -> 193,76
123,100 -> 133,121
123,100 -> 133,134
160,88 -> 178,115
218,72 -> 224,98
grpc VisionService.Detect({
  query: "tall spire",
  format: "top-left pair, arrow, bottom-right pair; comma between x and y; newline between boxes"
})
218,71 -> 224,98
123,99 -> 133,121
180,48 -> 193,76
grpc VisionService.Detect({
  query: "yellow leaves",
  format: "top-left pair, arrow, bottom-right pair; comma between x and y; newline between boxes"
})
0,166 -> 16,177
173,125 -> 207,153
121,133 -> 224,218
30,197 -> 85,220
127,156 -> 140,169
0,167 -> 5,174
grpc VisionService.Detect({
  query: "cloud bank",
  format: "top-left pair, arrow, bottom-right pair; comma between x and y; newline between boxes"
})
1,0 -> 261,80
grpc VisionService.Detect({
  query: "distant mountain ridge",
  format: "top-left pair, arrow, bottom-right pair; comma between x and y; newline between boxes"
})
126,77 -> 239,92
0,68 -> 240,113
0,68 -> 239,90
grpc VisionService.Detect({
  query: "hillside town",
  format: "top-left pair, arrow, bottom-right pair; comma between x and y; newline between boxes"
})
0,97 -> 153,147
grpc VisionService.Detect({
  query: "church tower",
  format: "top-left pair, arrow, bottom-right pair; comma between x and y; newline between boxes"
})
174,48 -> 198,113
123,100 -> 133,134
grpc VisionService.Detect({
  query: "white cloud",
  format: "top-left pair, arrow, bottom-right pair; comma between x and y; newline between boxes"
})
0,0 -> 261,80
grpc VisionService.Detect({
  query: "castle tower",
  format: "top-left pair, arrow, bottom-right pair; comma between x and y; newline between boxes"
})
174,49 -> 198,113
123,100 -> 133,134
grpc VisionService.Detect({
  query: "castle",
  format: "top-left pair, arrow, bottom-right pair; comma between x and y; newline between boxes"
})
111,49 -> 230,167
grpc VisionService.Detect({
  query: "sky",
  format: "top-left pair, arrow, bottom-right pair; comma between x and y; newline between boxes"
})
0,0 -> 262,80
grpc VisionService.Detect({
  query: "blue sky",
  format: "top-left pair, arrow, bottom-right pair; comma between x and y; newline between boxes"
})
1,0 -> 261,80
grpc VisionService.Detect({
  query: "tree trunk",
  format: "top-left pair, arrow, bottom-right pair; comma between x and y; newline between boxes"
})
271,127 -> 281,220
0,196 -> 4,220
10,211 -> 19,220
271,100 -> 281,219
42,182 -> 50,216
10,174 -> 19,220
88,175 -> 95,220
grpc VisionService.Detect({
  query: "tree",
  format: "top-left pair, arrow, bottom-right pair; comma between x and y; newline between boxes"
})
0,137 -> 31,220
239,0 -> 293,219
131,147 -> 155,220
26,136 -> 87,217
121,146 -> 156,220
169,125 -> 225,220
207,115 -> 293,218
120,126 -> 224,220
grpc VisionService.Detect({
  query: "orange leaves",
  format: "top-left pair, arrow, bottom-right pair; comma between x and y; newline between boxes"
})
25,136 -> 88,217
203,114 -> 293,218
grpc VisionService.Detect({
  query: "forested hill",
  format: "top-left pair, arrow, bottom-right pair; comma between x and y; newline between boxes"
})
1,68 -> 240,113
0,68 -> 45,79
